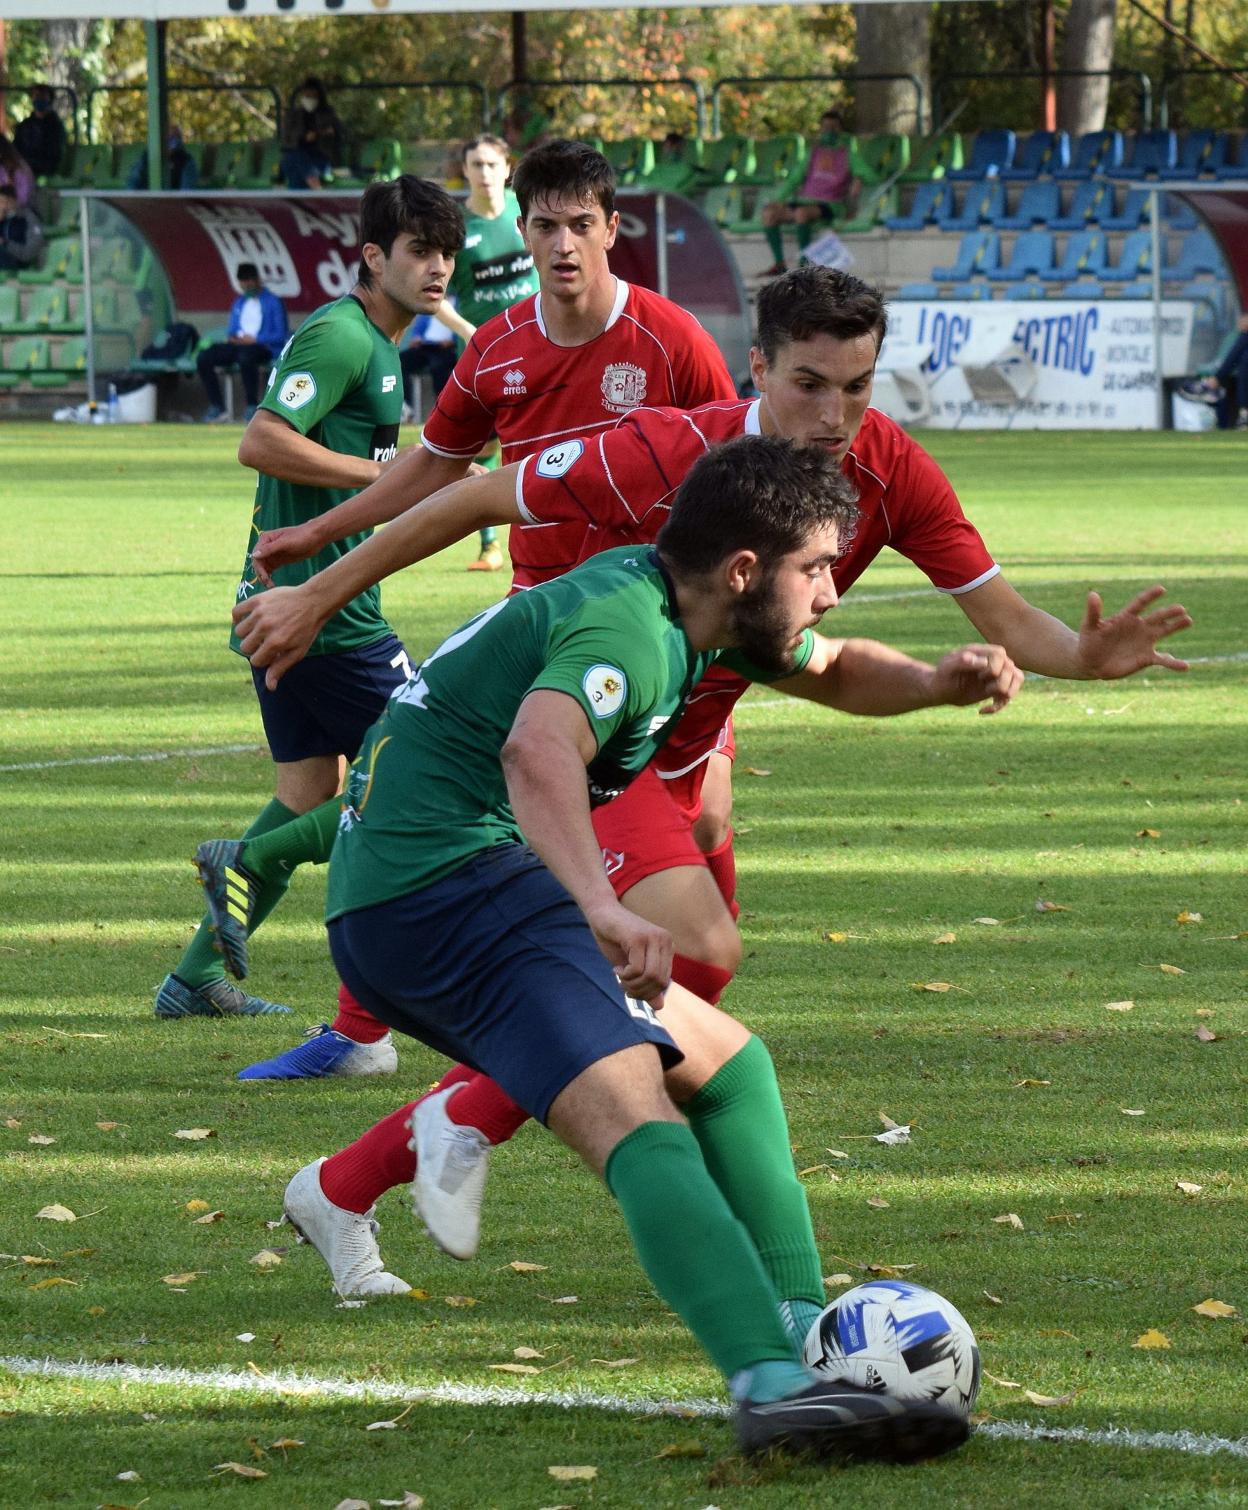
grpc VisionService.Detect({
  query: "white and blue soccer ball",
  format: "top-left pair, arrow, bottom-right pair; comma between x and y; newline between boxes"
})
802,1279 -> 981,1418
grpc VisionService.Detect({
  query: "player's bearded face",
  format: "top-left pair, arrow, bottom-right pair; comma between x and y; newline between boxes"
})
732,538 -> 839,675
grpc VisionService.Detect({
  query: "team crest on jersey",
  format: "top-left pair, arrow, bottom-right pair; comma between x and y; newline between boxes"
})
535,439 -> 584,478
278,371 -> 317,410
583,664 -> 626,718
601,362 -> 647,413
503,366 -> 526,395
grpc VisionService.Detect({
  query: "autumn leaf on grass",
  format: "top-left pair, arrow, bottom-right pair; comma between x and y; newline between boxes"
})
367,1405 -> 415,1432
743,767 -> 772,778
377,1497 -> 425,1509
162,1271 -> 204,1286
1014,1079 -> 1051,1088
993,1213 -> 1024,1230
489,1362 -> 541,1375
982,1290 -> 1004,1306
824,1273 -> 855,1287
1192,1299 -> 1239,1319
20,1255 -> 56,1267
1176,910 -> 1202,924
95,1121 -> 120,1132
984,1372 -> 1020,1388
1175,1181 -> 1203,1196
548,1466 -> 598,1482
1195,1025 -> 1219,1043
655,1442 -> 706,1459
185,1199 -> 211,1213
444,1294 -> 478,1307
824,931 -> 848,944
1035,900 -> 1071,913
932,932 -> 957,945
249,1250 -> 283,1269
1153,963 -> 1186,976
867,1262 -> 917,1278
192,1210 -> 225,1225
1133,1329 -> 1171,1349
973,917 -> 1001,926
333,1500 -> 370,1510
211,1462 -> 267,1479
502,1260 -> 546,1273
913,981 -> 966,993
590,1357 -> 639,1368
174,1128 -> 217,1141
875,1126 -> 911,1145
31,1276 -> 78,1289
1137,828 -> 1162,840
35,1204 -> 76,1222
547,1295 -> 579,1305
513,1346 -> 544,1360
1121,1108 -> 1146,1116
1104,1000 -> 1135,1013
1022,1390 -> 1075,1407
28,1134 -> 56,1146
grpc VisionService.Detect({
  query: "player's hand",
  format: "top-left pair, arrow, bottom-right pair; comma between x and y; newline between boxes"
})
250,523 -> 322,586
1077,586 -> 1192,678
232,586 -> 323,689
931,643 -> 1023,716
584,898 -> 673,1006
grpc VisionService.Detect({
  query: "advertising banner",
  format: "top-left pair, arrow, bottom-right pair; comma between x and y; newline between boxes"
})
879,299 -> 1196,429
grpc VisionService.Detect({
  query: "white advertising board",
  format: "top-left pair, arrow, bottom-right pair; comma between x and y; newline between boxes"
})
877,300 -> 1196,430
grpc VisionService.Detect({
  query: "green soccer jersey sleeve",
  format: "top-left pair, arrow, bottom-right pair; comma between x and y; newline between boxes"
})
261,305 -> 372,436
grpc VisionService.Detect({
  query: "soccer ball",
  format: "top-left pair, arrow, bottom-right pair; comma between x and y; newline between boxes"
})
802,1279 -> 981,1417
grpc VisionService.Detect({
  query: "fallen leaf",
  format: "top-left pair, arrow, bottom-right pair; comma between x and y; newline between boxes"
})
973,917 -> 1001,926
655,1442 -> 706,1459
983,1290 -> 1003,1306
993,1213 -> 1024,1230
743,767 -> 772,778
367,1405 -> 415,1431
824,931 -> 848,944
27,1134 -> 56,1146
236,1332 -> 256,1342
513,1346 -> 544,1360
984,1371 -> 1020,1388
333,1500 -> 369,1510
548,1467 -> 597,1482
161,1271 -> 202,1286
87,1305 -> 106,1316
932,932 -> 957,945
548,1295 -> 579,1304
249,1250 -> 283,1269
31,1276 -> 78,1289
867,1262 -> 916,1277
4,1118 -> 20,1129
866,1197 -> 890,1209
192,1210 -> 225,1225
1121,1108 -> 1146,1116
826,1148 -> 850,1160
1175,1180 -> 1203,1196
1156,963 -> 1186,976
404,1289 -> 430,1300
211,1462 -> 267,1479
1176,910 -> 1202,924
444,1294 -> 478,1307
1137,828 -> 1161,839
824,1273 -> 854,1286
1195,1008 -> 1215,1018
1035,900 -> 1071,913
1192,1299 -> 1238,1319
590,1357 -> 639,1368
1045,1212 -> 1082,1225
914,980 -> 959,993
1104,1000 -> 1135,1012
336,1299 -> 366,1310
185,1199 -> 210,1213
875,1126 -> 911,1145
95,1122 -> 120,1132
1014,1079 -> 1051,1088
489,1362 -> 540,1375
1195,1025 -> 1219,1043
1023,1390 -> 1074,1407
174,1128 -> 216,1140
116,1471 -> 142,1482
1133,1329 -> 1172,1349
377,1497 -> 424,1509
504,1261 -> 547,1273
35,1204 -> 76,1222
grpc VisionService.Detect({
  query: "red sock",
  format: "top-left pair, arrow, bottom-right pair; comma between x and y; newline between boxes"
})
446,1072 -> 531,1145
702,830 -> 738,915
329,982 -> 390,1044
318,1100 -> 420,1213
432,1062 -> 477,1095
672,952 -> 734,1005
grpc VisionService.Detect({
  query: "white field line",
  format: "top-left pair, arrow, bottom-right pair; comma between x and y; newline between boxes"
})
3,1356 -> 1248,1461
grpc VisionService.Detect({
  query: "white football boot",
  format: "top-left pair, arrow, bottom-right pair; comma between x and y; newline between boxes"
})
408,1086 -> 492,1261
282,1158 -> 411,1297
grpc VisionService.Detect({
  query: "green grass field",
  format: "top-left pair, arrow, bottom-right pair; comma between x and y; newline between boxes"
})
0,423 -> 1245,1509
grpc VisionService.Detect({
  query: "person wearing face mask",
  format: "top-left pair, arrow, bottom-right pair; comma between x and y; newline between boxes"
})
282,77 -> 345,190
14,85 -> 67,180
760,108 -> 860,277
126,124 -> 199,191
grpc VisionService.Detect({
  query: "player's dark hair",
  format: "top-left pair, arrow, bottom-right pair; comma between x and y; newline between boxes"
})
657,434 -> 859,577
236,261 -> 259,281
357,175 -> 465,287
461,132 -> 510,164
512,138 -> 616,222
755,264 -> 888,361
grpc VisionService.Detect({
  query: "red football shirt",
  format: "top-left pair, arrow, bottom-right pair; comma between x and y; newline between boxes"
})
518,399 -> 1000,774
420,278 -> 737,587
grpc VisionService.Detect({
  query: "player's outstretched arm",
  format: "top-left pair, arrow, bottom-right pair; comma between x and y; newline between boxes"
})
233,466 -> 525,687
779,635 -> 1023,717
502,692 -> 673,1003
238,409 -> 384,492
249,442 -> 472,584
955,574 -> 1191,680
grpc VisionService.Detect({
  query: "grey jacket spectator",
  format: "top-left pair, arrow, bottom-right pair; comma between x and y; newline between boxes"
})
13,85 -> 67,178
0,187 -> 44,269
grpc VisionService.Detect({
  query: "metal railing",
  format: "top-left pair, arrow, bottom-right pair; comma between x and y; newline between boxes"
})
711,74 -> 925,137
327,79 -> 491,135
1159,64 -> 1248,126
85,81 -> 282,143
496,77 -> 707,139
932,68 -> 1154,129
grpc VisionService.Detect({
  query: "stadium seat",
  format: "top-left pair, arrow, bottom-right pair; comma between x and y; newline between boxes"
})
692,134 -> 753,187
16,235 -> 81,285
1116,279 -> 1154,299
204,140 -> 258,188
699,183 -> 742,228
109,144 -> 146,189
852,133 -> 911,184
48,143 -> 114,189
894,282 -> 940,299
939,180 -> 1005,231
994,181 -> 1060,230
13,284 -> 73,333
838,182 -> 900,233
1103,229 -> 1153,281
1000,130 -> 1070,181
1062,280 -> 1106,299
1039,228 -> 1108,283
1106,129 -> 1177,180
1214,135 -> 1246,179
0,283 -> 18,326
1049,179 -> 1114,229
995,229 -> 1056,282
90,286 -> 120,328
883,180 -> 954,230
0,335 -> 51,385
36,334 -> 89,386
1164,192 -> 1198,230
737,133 -> 807,190
602,138 -> 656,185
899,131 -> 964,182
728,186 -> 789,235
1159,129 -> 1226,181
1002,279 -> 1049,300
948,281 -> 995,299
947,129 -> 1015,181
1099,187 -> 1150,231
239,140 -> 283,188
336,138 -> 403,187
1055,130 -> 1123,180
931,229 -> 1001,281
641,159 -> 699,194
1165,228 -> 1224,280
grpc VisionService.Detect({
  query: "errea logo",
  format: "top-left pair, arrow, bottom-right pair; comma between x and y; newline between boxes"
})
503,367 -> 526,395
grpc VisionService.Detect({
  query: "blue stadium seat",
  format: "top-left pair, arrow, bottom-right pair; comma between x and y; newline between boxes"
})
894,282 -> 941,300
995,229 -> 1056,281
948,282 -> 995,299
1050,180 -> 1114,230
1100,187 -> 1149,231
1165,228 -> 1224,280
1164,193 -> 1198,230
939,180 -> 1005,231
883,180 -> 954,231
994,181 -> 1060,230
1002,279 -> 1049,300
1159,129 -> 1226,181
1062,281 -> 1106,299
947,129 -> 1015,182
1000,130 -> 1070,181
1214,135 -> 1246,180
1055,130 -> 1124,180
1116,280 -> 1155,298
1107,129 -> 1177,180
1040,229 -> 1108,283
1103,229 -> 1153,281
931,230 -> 1001,281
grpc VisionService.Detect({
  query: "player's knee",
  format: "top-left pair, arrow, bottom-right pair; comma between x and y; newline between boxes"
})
691,913 -> 742,976
692,806 -> 732,853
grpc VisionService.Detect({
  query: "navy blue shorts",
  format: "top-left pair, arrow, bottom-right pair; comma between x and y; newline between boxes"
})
327,844 -> 681,1124
250,632 -> 411,764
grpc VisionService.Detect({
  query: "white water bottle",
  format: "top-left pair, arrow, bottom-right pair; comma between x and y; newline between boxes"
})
107,382 -> 120,424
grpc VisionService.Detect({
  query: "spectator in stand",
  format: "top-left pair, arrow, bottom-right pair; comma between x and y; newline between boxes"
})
0,184 -> 43,269
0,135 -> 35,207
13,85 -> 67,180
760,108 -> 860,277
196,261 -> 289,423
127,125 -> 200,190
1179,312 -> 1248,431
400,307 -> 458,423
281,77 -> 345,190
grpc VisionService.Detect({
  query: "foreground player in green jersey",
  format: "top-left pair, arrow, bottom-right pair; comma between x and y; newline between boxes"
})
303,435 -> 1019,1464
153,176 -> 464,1023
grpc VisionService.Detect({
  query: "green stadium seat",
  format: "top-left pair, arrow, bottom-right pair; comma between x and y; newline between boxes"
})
96,240 -> 137,284
692,134 -> 754,187
639,159 -> 699,194
0,282 -> 18,326
35,335 -> 89,386
727,185 -> 788,235
838,182 -> 901,233
109,144 -> 146,189
602,138 -> 656,186
14,284 -> 73,333
737,133 -> 807,191
239,140 -> 283,189
899,132 -> 965,183
0,335 -> 51,386
91,286 -> 121,328
337,138 -> 403,187
16,234 -> 82,286
699,183 -> 743,229
852,133 -> 911,185
203,140 -> 257,188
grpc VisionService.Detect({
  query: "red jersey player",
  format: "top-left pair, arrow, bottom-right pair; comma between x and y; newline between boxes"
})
231,266 -> 1190,1291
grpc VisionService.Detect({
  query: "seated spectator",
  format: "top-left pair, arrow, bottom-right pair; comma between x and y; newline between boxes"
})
196,261 -> 289,423
659,130 -> 687,163
399,308 -> 457,422
0,185 -> 44,269
760,107 -> 860,277
1178,312 -> 1248,430
0,134 -> 35,207
127,125 -> 200,190
13,84 -> 67,180
281,77 -> 344,189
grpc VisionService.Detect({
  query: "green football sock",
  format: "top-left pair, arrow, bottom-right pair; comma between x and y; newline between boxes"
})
604,1121 -> 804,1392
173,797 -> 298,989
478,527 -> 497,549
796,219 -> 817,251
684,1037 -> 826,1324
236,795 -> 341,879
764,224 -> 785,264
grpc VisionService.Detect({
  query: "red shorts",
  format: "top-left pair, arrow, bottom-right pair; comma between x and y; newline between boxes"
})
594,765 -> 707,898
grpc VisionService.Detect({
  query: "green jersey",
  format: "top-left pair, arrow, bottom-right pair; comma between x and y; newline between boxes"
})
326,546 -> 814,920
231,295 -> 403,659
446,190 -> 538,330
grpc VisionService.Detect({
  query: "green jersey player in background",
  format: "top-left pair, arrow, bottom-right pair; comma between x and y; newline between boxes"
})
435,133 -> 539,572
153,176 -> 465,1024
